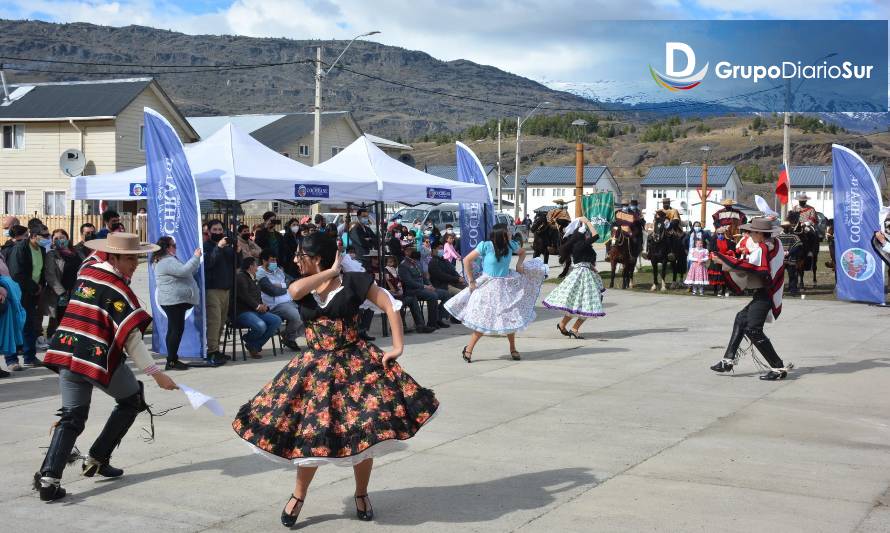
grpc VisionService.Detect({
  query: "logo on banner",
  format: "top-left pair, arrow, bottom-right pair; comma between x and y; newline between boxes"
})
427,187 -> 452,200
840,247 -> 876,281
295,184 -> 330,199
129,183 -> 147,197
155,157 -> 181,236
650,42 -> 709,91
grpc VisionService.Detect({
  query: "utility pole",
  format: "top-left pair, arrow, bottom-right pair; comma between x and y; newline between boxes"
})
497,119 -> 502,212
572,119 -> 589,218
514,116 -> 521,220
700,162 -> 709,226
311,47 -> 323,216
782,78 -> 792,220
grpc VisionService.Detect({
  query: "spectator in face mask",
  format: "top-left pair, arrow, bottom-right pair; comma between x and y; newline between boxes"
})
3,216 -> 20,242
348,208 -> 379,267
236,224 -> 262,262
95,210 -> 120,239
6,226 -> 49,369
280,218 -> 301,278
2,225 -> 27,262
254,211 -> 282,253
75,223 -> 96,260
42,229 -> 82,339
256,249 -> 302,351
201,219 -> 234,366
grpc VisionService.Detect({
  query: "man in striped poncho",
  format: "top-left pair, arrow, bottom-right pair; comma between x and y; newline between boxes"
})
34,233 -> 180,501
708,217 -> 792,381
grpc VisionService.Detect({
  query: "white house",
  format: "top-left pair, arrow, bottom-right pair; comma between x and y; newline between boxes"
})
640,165 -> 742,227
789,165 -> 886,220
524,166 -> 620,217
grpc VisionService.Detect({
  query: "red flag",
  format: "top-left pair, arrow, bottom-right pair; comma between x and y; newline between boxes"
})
776,163 -> 789,205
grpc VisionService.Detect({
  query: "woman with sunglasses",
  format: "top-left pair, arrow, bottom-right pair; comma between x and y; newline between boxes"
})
233,232 -> 438,527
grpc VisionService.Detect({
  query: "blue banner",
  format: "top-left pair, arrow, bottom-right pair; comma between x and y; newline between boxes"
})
144,107 -> 207,358
455,141 -> 495,257
832,144 -> 885,304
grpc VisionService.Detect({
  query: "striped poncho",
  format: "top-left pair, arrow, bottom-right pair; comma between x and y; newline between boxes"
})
43,264 -> 151,386
716,235 -> 785,322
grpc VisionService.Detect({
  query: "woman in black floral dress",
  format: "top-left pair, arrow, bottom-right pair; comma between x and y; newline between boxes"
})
232,233 -> 438,527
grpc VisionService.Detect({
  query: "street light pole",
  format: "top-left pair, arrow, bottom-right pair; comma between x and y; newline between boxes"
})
681,160 -> 692,217
311,30 -> 380,216
700,146 -> 711,226
820,168 -> 828,215
513,102 -> 549,220
497,119 -> 502,212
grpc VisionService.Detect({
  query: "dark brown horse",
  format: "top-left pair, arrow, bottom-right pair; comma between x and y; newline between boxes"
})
643,216 -> 686,291
607,224 -> 637,289
531,212 -> 562,265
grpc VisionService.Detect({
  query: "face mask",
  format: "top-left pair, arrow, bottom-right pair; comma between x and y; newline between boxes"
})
55,239 -> 68,248
414,224 -> 421,229
360,216 -> 370,224
2,230 -> 8,238
240,233 -> 250,240
693,226 -> 701,232
445,228 -> 453,234
38,238 -> 51,248
210,233 -> 224,242
436,249 -> 444,258
84,233 -> 95,241
318,227 -> 326,234
290,226 -> 299,234
268,262 -> 278,272
423,230 -> 432,236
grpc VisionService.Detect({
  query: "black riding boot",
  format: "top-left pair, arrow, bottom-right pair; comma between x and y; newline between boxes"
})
85,391 -> 142,478
747,328 -> 787,381
36,405 -> 89,501
711,311 -> 747,372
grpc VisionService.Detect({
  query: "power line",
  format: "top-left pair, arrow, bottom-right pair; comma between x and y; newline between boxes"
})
3,61 -> 313,76
0,55 -> 310,69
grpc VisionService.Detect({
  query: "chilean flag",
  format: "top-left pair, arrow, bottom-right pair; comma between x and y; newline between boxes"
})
776,162 -> 790,205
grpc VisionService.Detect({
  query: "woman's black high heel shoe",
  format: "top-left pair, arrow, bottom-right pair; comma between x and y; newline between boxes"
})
355,494 -> 374,521
462,346 -> 472,363
510,350 -> 521,361
280,495 -> 304,528
557,324 -> 571,337
568,330 -> 585,340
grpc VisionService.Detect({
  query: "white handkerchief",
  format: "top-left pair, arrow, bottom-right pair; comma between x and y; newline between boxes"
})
178,384 -> 225,417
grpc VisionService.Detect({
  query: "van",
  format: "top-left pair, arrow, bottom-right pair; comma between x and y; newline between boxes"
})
391,204 -> 526,249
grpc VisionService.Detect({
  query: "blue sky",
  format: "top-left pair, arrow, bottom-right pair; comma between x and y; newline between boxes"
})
1,0 -> 887,98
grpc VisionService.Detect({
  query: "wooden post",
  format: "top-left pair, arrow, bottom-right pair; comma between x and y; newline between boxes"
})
575,142 -> 584,218
700,162 -> 709,226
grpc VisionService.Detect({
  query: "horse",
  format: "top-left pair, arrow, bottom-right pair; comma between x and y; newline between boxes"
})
787,211 -> 821,289
606,224 -> 636,289
643,217 -> 686,291
531,212 -> 562,265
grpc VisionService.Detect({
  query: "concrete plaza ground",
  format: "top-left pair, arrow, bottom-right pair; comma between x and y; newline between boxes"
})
1,255 -> 889,532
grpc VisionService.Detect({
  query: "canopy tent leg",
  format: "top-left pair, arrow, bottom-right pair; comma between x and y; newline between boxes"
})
376,200 -> 389,338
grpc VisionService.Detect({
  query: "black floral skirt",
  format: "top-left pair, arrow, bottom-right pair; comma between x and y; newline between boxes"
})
232,316 -> 438,466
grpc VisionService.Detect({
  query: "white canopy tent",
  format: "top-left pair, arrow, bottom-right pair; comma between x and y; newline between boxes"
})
316,136 -> 489,203
70,123 -> 380,201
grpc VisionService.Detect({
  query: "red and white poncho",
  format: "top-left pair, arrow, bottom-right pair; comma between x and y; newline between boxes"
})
716,235 -> 785,322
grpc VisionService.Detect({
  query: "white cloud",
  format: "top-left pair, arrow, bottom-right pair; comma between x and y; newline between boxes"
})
693,0 -> 889,19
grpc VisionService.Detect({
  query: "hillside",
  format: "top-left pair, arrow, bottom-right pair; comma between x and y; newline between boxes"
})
412,114 -> 890,204
0,19 -> 593,139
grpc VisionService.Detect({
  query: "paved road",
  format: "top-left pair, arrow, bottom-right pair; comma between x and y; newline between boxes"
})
1,255 -> 888,532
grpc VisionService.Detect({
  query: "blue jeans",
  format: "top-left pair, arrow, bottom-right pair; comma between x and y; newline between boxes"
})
237,311 -> 282,352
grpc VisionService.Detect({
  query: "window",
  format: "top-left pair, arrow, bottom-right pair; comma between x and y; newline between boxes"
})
44,191 -> 66,215
4,191 -> 25,214
507,192 -> 514,201
331,146 -> 344,157
440,210 -> 455,224
552,188 -> 567,196
2,124 -> 24,149
651,189 -> 668,199
298,144 -> 309,157
139,124 -> 144,151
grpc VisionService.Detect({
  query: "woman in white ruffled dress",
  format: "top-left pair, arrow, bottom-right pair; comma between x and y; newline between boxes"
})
445,223 -> 547,362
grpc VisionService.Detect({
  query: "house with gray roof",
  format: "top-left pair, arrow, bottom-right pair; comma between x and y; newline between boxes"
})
0,77 -> 198,215
789,165 -> 885,219
640,165 -> 742,225
525,166 -> 620,217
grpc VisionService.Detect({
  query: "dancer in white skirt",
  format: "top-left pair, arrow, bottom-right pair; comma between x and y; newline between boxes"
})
543,217 -> 605,339
445,223 -> 547,362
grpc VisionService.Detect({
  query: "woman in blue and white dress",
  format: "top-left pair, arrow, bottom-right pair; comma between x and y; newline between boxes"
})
445,223 -> 547,362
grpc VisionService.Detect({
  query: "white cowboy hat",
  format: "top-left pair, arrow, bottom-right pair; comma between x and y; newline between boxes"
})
85,232 -> 159,254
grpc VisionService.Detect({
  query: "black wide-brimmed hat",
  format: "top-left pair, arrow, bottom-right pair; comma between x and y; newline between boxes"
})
740,217 -> 782,234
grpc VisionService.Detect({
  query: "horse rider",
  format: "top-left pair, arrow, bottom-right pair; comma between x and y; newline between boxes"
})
872,213 -> 890,269
657,198 -> 682,223
629,198 -> 642,215
709,217 -> 792,380
712,198 -> 747,236
777,221 -> 803,296
792,194 -> 819,226
547,199 -> 572,232
614,196 -> 644,257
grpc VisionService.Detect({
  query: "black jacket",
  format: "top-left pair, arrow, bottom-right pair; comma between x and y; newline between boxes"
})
348,224 -> 379,258
8,239 -> 45,300
279,233 -> 301,278
254,227 -> 281,254
203,239 -> 236,290
428,256 -> 463,291
235,271 -> 263,316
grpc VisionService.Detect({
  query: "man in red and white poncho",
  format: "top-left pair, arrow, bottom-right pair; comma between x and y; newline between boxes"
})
709,217 -> 792,380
